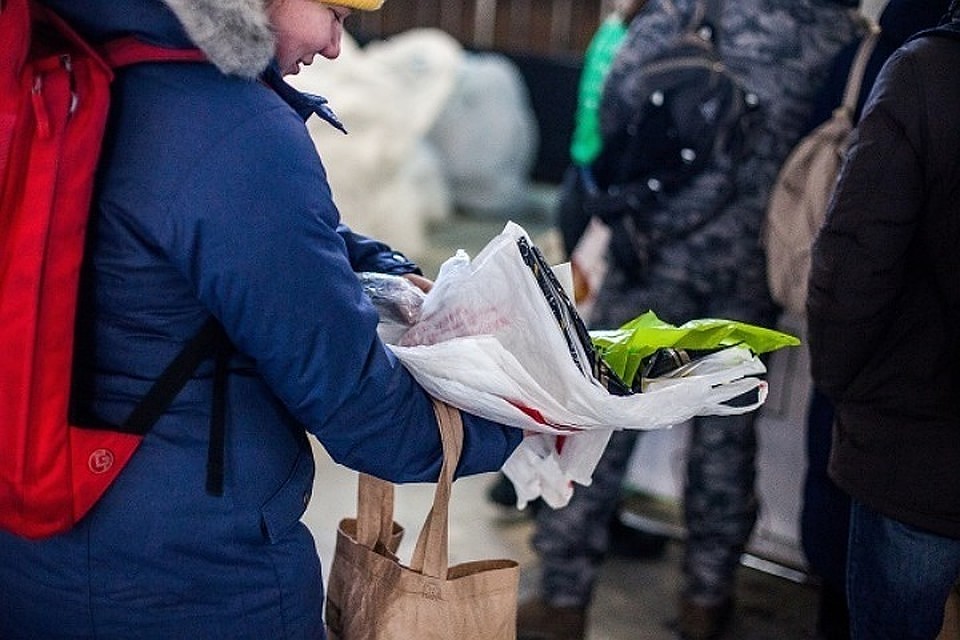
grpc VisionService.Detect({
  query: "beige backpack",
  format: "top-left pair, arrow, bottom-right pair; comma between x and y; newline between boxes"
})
764,28 -> 880,315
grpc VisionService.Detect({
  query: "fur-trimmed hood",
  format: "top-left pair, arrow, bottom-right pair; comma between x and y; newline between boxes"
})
39,0 -> 276,78
159,0 -> 274,78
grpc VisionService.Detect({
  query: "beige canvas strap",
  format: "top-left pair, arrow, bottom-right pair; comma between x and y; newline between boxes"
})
841,27 -> 882,113
410,399 -> 464,578
356,472 -> 394,551
354,398 -> 465,577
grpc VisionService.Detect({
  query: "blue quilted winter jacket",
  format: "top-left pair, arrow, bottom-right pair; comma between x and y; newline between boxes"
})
0,1 -> 521,638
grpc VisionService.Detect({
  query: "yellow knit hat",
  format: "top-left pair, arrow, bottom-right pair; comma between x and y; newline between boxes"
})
325,0 -> 385,10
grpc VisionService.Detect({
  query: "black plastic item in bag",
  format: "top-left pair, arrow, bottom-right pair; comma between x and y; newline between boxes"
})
515,236 -> 631,396
637,345 -> 732,392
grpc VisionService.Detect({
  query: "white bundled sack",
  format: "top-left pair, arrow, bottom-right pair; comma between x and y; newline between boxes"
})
427,53 -> 539,218
291,30 -> 464,254
387,222 -> 768,508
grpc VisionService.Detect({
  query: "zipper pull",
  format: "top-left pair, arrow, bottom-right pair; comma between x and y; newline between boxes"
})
61,54 -> 80,116
31,74 -> 52,139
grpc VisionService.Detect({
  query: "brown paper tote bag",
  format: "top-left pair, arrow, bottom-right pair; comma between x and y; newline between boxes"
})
325,399 -> 519,640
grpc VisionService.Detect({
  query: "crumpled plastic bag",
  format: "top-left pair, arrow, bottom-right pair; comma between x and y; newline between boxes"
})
358,272 -> 426,344
383,222 -> 797,508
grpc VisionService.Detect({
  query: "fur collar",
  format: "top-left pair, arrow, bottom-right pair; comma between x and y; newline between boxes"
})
161,0 -> 275,78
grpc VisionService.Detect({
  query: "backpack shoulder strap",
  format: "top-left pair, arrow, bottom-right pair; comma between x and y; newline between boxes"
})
841,27 -> 881,113
120,317 -> 227,435
701,0 -> 722,28
21,6 -> 206,71
101,36 -> 207,69
119,316 -> 232,496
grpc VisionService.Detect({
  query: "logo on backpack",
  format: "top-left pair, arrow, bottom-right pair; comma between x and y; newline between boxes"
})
88,449 -> 116,475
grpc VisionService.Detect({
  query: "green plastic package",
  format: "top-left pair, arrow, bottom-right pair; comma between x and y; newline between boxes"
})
591,311 -> 800,387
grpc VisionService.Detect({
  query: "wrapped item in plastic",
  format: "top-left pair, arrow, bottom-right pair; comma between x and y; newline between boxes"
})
388,222 -> 796,508
358,272 -> 426,344
592,310 -> 801,391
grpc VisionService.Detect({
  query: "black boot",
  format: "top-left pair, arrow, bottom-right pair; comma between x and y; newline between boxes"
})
607,510 -> 669,560
678,596 -> 734,640
517,598 -> 587,640
486,472 -> 543,515
816,584 -> 850,640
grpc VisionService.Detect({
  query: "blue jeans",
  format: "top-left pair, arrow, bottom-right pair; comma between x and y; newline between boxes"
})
848,499 -> 960,639
801,389 -> 849,592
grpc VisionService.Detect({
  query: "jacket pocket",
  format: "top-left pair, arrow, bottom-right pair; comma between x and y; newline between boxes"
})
260,448 -> 315,544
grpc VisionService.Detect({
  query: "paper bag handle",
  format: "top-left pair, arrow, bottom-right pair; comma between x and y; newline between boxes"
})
356,470 -> 395,551
410,399 -> 464,578
354,398 -> 464,577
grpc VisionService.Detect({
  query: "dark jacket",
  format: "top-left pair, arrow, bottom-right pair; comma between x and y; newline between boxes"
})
0,1 -> 520,638
806,0 -> 951,131
807,21 -> 960,538
593,0 -> 863,327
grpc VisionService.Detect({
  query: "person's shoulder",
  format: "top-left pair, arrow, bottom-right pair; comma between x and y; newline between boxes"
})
891,21 -> 960,72
129,65 -> 304,143
906,21 -> 960,48
185,73 -> 316,162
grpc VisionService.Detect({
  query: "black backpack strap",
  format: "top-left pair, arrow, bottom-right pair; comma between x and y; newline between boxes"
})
120,316 -> 232,497
121,317 -> 225,433
205,333 -> 231,497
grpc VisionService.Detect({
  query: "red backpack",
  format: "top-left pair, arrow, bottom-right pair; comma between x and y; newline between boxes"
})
0,0 -> 219,539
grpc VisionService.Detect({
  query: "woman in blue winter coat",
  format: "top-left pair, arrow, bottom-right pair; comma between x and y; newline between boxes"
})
0,1 -> 521,638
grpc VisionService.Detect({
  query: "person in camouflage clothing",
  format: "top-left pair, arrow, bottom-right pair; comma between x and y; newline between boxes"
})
518,1 -> 865,639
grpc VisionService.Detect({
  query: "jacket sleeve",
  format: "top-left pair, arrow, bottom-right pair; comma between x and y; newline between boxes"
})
337,223 -> 421,275
160,103 -> 520,483
807,47 -> 926,398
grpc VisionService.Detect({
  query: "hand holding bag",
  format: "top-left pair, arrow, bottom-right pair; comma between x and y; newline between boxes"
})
324,399 -> 519,640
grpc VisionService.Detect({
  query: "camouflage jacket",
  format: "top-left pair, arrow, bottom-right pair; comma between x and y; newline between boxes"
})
597,0 -> 865,316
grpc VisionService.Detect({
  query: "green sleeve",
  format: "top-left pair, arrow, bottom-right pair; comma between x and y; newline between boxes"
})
569,16 -> 629,166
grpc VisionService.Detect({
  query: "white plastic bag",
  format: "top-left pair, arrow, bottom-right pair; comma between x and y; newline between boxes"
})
388,222 -> 768,507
